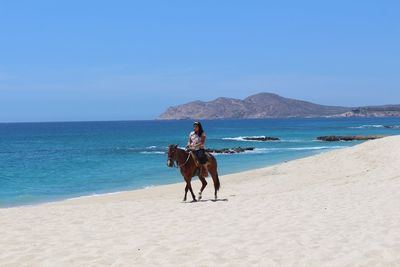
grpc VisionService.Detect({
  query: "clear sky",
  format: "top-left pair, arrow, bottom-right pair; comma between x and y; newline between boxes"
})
0,0 -> 399,122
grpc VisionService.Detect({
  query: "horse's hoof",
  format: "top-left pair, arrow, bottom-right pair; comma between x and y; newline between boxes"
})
198,192 -> 202,200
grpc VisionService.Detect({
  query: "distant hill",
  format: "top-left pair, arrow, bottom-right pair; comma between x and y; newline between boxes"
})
157,93 -> 400,120
337,105 -> 400,117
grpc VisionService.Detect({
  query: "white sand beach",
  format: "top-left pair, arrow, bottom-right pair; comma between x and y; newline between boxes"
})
1,135 -> 400,267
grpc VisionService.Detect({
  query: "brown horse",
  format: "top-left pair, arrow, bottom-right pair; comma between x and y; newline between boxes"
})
167,145 -> 220,201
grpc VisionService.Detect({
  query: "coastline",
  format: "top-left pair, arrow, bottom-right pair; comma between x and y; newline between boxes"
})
0,143 -> 350,209
3,117 -> 400,208
1,135 -> 400,266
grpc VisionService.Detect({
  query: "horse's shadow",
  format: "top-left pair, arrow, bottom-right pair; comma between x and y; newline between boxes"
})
181,198 -> 228,204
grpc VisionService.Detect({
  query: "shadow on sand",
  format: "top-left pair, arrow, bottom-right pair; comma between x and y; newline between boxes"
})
181,198 -> 228,204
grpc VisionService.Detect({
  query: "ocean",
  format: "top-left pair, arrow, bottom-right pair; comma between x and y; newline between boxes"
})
1,117 -> 400,207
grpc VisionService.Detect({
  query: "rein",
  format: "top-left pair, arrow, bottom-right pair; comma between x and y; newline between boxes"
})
173,149 -> 191,168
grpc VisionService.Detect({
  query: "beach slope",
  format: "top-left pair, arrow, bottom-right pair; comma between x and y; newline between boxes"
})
1,136 -> 400,266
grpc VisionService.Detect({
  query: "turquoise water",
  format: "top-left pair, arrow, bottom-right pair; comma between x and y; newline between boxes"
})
1,117 -> 400,207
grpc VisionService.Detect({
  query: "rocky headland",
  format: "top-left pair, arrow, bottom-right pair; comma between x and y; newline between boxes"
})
158,92 -> 400,120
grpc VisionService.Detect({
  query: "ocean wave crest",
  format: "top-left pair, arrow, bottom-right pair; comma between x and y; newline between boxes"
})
222,136 -> 315,143
140,151 -> 166,155
349,124 -> 384,129
222,136 -> 278,142
113,145 -> 166,155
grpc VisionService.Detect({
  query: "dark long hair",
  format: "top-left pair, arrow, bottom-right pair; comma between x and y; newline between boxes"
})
193,121 -> 204,137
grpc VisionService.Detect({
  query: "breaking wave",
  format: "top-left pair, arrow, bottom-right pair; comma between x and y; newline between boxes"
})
113,145 -> 166,155
140,151 -> 166,155
222,136 -> 315,143
349,124 -> 384,129
222,136 -> 279,142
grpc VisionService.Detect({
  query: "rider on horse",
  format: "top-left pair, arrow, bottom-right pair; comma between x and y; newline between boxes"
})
167,122 -> 220,201
186,121 -> 208,177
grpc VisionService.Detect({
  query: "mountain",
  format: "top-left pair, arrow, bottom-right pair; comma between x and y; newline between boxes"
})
157,93 -> 400,120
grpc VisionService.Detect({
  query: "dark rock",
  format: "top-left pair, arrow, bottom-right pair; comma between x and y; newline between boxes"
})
206,147 -> 255,154
384,125 -> 400,129
317,135 -> 386,141
242,136 -> 280,141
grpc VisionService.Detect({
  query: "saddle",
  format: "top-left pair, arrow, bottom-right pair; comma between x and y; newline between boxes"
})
189,150 -> 211,177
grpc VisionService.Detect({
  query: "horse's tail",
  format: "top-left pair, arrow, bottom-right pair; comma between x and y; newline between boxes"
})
210,154 -> 220,191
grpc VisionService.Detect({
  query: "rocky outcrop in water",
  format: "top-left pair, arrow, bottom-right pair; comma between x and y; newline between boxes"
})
317,135 -> 386,141
206,147 -> 255,154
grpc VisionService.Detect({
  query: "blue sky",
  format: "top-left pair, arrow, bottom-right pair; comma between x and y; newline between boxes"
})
0,0 -> 399,122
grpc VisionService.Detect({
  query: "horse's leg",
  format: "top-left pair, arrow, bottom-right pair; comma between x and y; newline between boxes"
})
183,182 -> 189,201
209,159 -> 221,200
187,181 -> 197,202
197,176 -> 207,200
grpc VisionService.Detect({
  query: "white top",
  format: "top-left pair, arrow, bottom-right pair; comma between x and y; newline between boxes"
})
189,131 -> 205,150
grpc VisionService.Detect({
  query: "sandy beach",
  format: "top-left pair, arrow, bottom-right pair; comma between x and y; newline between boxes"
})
1,135 -> 400,267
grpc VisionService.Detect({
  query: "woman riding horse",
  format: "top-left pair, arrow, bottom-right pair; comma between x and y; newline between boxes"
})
166,121 -> 220,201
187,121 -> 208,177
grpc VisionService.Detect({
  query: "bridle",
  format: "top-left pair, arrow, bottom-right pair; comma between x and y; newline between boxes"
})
169,147 -> 191,168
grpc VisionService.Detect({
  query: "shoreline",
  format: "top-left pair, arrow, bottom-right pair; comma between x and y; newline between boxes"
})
2,144 -> 352,210
3,117 -> 400,209
1,135 -> 400,266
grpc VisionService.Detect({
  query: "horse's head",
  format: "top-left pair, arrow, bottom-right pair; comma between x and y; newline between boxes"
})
167,144 -> 178,167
